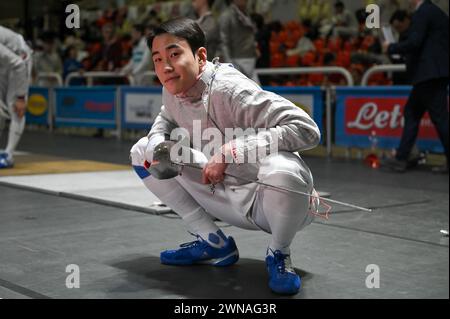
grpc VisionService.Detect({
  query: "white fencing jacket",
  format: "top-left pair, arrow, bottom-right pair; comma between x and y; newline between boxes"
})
147,61 -> 320,215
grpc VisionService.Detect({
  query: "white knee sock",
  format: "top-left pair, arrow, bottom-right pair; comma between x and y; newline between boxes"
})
5,115 -> 25,159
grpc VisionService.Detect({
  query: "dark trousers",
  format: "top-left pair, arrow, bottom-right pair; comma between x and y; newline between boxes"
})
396,78 -> 449,164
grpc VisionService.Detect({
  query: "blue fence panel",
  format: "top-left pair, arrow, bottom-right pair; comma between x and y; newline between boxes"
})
54,86 -> 116,128
120,86 -> 163,130
26,87 -> 50,125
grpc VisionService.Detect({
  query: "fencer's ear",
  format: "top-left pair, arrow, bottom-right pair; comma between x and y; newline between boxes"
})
196,47 -> 207,65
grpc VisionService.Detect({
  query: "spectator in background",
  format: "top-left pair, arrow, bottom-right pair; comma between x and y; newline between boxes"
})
121,24 -> 152,86
250,13 -> 270,68
63,45 -> 85,85
250,13 -> 270,85
89,22 -> 125,137
382,0 -> 449,173
33,31 -> 63,86
219,0 -> 259,83
192,0 -> 221,60
286,30 -> 316,58
90,23 -> 123,73
321,1 -> 358,40
388,10 -> 412,85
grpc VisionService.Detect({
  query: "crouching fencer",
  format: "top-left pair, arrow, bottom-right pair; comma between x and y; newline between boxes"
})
130,18 -> 321,295
0,26 -> 32,168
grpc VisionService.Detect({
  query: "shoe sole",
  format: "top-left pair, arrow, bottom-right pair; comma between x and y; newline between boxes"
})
268,277 -> 301,295
268,283 -> 300,295
161,251 -> 239,267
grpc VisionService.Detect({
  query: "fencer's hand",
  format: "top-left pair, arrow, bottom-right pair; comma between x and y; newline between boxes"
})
14,98 -> 26,118
202,152 -> 229,185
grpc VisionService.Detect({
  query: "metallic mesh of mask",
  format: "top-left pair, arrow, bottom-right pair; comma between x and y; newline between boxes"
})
147,140 -> 182,180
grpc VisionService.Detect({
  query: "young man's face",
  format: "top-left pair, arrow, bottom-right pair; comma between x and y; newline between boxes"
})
151,33 -> 206,95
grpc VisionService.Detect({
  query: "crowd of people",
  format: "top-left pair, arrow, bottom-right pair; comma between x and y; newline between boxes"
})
2,0 -> 445,87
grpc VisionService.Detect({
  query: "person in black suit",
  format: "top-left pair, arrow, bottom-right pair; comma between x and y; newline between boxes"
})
382,0 -> 449,173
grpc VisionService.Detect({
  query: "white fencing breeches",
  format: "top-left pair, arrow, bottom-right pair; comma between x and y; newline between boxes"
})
130,137 -> 315,250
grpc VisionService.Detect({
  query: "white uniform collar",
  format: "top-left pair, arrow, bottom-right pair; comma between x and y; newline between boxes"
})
175,61 -> 216,102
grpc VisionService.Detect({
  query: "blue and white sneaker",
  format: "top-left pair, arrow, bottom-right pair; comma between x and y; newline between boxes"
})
0,153 -> 13,169
265,249 -> 301,295
160,234 -> 239,267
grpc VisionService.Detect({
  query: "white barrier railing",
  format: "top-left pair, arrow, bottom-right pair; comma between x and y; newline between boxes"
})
65,71 -> 135,86
35,72 -> 63,86
361,64 -> 406,86
255,66 -> 354,87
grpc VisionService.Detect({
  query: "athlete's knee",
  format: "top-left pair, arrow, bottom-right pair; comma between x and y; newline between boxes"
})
258,152 -> 313,189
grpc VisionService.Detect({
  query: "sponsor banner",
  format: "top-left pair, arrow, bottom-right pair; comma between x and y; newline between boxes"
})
120,87 -> 163,130
263,86 -> 324,143
27,87 -> 49,125
121,86 -> 324,142
335,87 -> 445,153
54,87 -> 116,128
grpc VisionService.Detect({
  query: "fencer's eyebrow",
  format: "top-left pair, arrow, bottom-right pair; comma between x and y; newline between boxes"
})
152,44 -> 182,57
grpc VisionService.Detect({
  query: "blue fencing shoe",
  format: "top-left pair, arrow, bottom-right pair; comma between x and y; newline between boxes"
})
265,249 -> 301,295
0,153 -> 13,169
160,235 -> 239,267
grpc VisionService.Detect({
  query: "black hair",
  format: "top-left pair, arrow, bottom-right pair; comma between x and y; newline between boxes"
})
390,10 -> 410,24
147,17 -> 206,55
208,0 -> 215,8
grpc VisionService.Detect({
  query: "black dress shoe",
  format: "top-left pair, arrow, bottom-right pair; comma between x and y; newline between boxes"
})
432,165 -> 449,174
381,158 -> 408,173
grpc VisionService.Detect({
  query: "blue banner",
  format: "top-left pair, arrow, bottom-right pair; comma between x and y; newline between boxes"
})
26,87 -> 49,125
335,86 -> 444,153
54,87 -> 116,128
120,86 -> 163,130
263,86 -> 324,143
